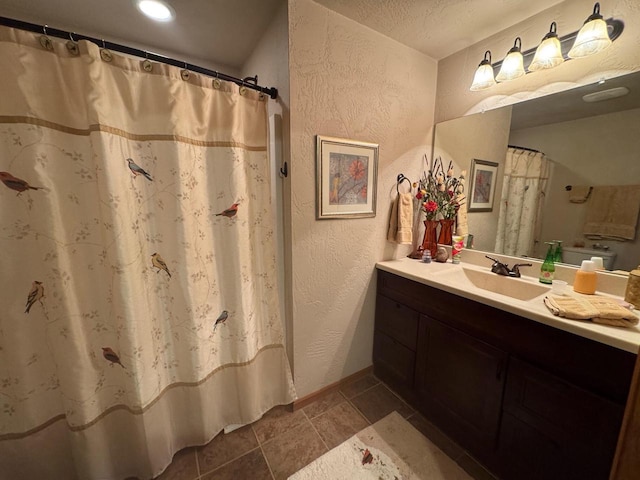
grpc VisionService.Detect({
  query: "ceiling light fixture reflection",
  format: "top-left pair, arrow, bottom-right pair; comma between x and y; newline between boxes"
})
496,37 -> 525,82
135,0 -> 175,22
528,22 -> 564,72
568,2 -> 611,58
469,50 -> 496,91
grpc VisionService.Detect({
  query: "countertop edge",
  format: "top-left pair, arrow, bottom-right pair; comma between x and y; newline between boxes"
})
376,259 -> 640,354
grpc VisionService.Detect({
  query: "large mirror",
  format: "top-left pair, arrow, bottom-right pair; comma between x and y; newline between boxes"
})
433,70 -> 640,273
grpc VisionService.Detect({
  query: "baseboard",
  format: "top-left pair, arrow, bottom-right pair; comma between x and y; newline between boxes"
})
292,365 -> 373,411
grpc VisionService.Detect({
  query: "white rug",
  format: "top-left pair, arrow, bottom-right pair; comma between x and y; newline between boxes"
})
289,411 -> 472,479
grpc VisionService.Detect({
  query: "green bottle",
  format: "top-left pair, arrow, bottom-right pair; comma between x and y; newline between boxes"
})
540,242 -> 555,284
553,240 -> 563,263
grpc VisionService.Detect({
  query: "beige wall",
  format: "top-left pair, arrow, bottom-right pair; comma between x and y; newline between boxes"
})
436,0 -> 640,122
288,0 -> 438,397
242,3 -> 294,367
510,107 -> 640,271
432,107 -> 512,252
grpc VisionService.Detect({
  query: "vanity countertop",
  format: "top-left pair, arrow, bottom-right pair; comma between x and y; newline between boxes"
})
376,257 -> 640,354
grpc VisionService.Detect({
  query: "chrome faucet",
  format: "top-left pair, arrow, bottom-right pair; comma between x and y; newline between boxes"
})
485,256 -> 532,278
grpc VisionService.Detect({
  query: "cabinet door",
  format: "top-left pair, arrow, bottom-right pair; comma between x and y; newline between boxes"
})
373,295 -> 419,400
415,314 -> 507,461
498,357 -> 624,480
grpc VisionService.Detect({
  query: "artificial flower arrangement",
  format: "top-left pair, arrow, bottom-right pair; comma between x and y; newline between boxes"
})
415,156 -> 462,221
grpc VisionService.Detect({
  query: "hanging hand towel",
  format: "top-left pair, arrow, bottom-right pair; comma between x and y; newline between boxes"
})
568,185 -> 592,203
396,193 -> 413,244
387,196 -> 399,243
583,185 -> 640,241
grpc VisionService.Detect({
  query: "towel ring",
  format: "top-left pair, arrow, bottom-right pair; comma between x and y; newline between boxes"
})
396,174 -> 411,194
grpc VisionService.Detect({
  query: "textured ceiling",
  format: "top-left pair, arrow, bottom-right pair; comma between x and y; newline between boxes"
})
0,0 -> 568,70
0,0 -> 284,70
314,0 -> 567,60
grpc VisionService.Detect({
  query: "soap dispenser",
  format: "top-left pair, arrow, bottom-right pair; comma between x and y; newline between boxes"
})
573,260 -> 597,295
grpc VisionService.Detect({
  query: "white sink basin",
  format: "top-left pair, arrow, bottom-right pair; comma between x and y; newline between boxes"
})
438,267 -> 551,301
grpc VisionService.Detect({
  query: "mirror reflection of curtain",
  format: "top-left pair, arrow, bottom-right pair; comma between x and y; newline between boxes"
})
0,27 -> 295,479
494,148 -> 550,257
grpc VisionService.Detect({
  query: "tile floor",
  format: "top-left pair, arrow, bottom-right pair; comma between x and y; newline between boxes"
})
154,374 -> 497,480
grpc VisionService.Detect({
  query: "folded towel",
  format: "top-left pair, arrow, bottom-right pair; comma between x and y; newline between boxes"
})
396,193 -> 413,244
387,196 -> 399,243
583,185 -> 640,240
569,185 -> 592,203
544,294 -> 639,328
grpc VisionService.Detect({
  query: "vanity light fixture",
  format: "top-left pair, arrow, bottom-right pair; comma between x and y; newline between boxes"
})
135,0 -> 175,22
469,2 -> 623,91
470,50 -> 497,91
495,37 -> 525,82
528,22 -> 564,72
568,2 -> 611,58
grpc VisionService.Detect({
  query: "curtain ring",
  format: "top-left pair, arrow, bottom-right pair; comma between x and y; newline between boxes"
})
99,39 -> 113,62
212,72 -> 221,89
239,85 -> 247,96
39,24 -> 53,51
66,32 -> 79,55
142,51 -> 153,72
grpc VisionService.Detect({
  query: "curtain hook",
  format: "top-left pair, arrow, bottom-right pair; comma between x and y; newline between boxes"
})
100,39 -> 113,62
181,62 -> 190,81
39,24 -> 53,51
66,32 -> 79,55
212,71 -> 222,89
142,51 -> 153,72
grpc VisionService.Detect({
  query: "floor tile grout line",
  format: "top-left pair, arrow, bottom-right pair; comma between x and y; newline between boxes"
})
302,409 -> 331,453
341,379 -> 380,401
258,443 -> 277,480
193,447 -> 201,478
198,445 -> 267,479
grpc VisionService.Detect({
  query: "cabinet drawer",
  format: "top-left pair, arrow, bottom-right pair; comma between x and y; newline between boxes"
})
375,295 -> 419,351
373,330 -> 416,388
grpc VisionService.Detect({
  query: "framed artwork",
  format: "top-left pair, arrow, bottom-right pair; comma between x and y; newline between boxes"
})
468,159 -> 499,212
316,135 -> 379,219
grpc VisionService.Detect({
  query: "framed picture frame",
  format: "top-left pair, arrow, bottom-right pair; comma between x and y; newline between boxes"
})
316,135 -> 379,219
468,159 -> 499,212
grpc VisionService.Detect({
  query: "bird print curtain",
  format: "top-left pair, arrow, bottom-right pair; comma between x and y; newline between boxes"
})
0,26 -> 295,479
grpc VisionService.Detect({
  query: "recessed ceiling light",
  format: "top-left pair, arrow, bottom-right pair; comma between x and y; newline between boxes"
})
135,0 -> 175,22
582,87 -> 629,103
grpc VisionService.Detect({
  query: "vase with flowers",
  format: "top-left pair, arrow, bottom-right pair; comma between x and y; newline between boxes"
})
415,156 -> 462,257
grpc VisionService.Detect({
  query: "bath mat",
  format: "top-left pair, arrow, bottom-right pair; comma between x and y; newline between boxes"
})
288,411 -> 472,479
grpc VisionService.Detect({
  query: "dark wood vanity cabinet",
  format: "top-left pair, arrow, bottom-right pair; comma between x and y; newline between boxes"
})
415,315 -> 507,461
374,269 -> 636,480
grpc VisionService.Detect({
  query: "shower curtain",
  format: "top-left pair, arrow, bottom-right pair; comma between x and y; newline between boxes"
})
0,26 -> 295,479
494,147 -> 550,257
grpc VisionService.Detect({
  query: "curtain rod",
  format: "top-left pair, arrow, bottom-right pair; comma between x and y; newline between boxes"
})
0,15 -> 278,100
508,144 -> 542,154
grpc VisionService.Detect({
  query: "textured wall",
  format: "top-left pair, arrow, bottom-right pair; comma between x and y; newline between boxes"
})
436,0 -> 640,122
288,0 -> 437,397
432,107 -> 512,252
242,3 -> 294,367
510,108 -> 640,270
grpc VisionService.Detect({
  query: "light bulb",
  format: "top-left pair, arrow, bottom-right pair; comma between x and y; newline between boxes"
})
496,37 -> 525,82
470,51 -> 496,91
529,22 -> 564,72
568,2 -> 611,58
